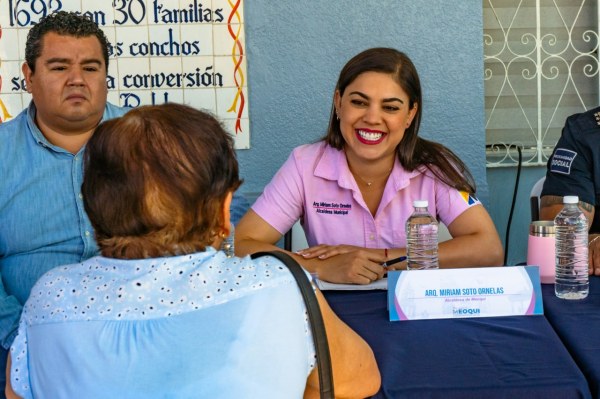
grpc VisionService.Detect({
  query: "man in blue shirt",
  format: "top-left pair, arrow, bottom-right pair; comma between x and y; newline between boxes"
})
0,12 -> 129,396
0,11 -> 251,396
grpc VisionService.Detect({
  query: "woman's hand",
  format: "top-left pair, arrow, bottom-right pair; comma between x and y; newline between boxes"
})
299,246 -> 387,285
296,244 -> 362,259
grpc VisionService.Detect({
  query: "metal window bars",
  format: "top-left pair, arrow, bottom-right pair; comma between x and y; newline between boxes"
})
484,0 -> 599,167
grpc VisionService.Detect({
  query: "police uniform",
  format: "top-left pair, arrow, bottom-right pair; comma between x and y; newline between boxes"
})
542,106 -> 600,232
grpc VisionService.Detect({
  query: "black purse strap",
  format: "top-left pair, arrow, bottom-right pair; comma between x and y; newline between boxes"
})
251,251 -> 334,399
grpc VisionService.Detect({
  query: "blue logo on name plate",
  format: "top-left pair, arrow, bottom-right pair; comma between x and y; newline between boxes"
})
550,148 -> 577,175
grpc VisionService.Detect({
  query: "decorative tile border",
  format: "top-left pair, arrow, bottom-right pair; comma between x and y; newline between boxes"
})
0,0 -> 249,148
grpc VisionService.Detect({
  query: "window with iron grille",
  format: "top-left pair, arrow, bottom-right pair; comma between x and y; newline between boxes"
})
484,0 -> 599,167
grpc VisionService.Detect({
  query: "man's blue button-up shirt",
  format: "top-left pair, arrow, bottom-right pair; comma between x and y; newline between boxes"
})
0,101 -> 129,349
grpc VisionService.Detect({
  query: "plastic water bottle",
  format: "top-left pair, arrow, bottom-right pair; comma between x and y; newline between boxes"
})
406,200 -> 439,270
554,195 -> 589,299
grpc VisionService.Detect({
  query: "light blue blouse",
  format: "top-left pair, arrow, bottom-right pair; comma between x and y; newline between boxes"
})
11,248 -> 315,398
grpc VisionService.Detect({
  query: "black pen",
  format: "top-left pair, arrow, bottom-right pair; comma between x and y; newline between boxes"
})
382,256 -> 407,268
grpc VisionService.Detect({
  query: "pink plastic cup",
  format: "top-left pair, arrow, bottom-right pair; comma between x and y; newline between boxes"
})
527,221 -> 556,284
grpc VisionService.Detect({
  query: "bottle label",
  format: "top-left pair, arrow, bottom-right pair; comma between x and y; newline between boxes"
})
388,266 -> 543,321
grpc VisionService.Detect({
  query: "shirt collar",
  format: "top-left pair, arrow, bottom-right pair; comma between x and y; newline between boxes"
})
314,144 -> 354,190
314,142 -> 421,191
26,101 -> 109,155
26,102 -> 55,149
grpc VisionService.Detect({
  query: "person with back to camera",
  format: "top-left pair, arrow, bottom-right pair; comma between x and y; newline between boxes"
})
5,103 -> 381,399
0,10 -> 251,397
235,47 -> 504,284
540,106 -> 600,275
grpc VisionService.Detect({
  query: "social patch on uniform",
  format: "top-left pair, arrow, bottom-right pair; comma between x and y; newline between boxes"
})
549,148 -> 577,175
459,191 -> 478,206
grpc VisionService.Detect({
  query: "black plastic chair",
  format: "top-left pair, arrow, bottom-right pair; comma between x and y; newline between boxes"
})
283,229 -> 293,251
530,176 -> 546,221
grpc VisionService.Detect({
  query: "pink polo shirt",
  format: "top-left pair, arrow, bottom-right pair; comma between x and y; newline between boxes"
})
252,142 -> 479,249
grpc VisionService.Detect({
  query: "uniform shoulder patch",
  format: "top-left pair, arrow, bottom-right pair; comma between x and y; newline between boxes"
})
549,148 -> 577,175
459,191 -> 478,205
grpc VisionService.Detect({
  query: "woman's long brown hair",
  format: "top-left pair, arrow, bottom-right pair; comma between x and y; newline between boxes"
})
323,47 -> 476,194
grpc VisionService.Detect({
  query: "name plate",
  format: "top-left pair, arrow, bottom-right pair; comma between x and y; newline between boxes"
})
387,266 -> 543,321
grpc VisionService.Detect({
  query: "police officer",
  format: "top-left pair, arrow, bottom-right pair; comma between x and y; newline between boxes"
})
540,106 -> 600,275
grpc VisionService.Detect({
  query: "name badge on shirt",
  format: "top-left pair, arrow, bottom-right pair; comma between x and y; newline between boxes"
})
387,266 -> 543,321
312,201 -> 352,216
550,148 -> 577,175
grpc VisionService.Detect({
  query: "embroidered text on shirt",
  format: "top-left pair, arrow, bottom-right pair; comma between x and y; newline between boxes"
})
312,201 -> 352,215
550,148 -> 577,175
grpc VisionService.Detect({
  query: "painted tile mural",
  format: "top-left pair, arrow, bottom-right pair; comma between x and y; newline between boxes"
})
0,0 -> 249,148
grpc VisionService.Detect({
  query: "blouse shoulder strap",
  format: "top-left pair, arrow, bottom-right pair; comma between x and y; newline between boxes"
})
251,251 -> 334,399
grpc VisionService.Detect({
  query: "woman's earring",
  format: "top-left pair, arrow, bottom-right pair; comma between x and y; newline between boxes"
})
336,110 -> 340,120
219,226 -> 235,258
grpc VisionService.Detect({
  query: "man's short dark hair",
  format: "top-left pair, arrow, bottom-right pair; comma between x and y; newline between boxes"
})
25,11 -> 110,72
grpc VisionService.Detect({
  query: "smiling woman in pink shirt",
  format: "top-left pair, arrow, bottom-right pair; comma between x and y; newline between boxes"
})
235,48 -> 503,285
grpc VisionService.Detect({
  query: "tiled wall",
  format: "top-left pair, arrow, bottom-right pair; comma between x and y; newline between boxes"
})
0,0 -> 249,148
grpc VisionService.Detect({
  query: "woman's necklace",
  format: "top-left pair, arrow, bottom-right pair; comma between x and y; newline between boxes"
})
355,174 -> 375,187
350,166 -> 392,188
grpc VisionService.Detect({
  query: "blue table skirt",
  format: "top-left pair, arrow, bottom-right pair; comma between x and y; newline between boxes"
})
324,290 -> 590,399
542,276 -> 600,398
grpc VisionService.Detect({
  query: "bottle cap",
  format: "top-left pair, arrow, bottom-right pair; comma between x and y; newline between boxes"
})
413,200 -> 428,208
563,196 -> 579,204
